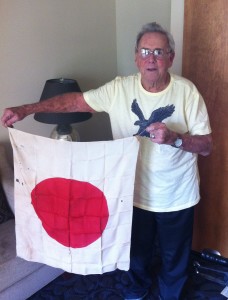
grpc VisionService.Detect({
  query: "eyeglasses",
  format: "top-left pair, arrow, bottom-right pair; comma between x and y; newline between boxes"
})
138,48 -> 171,60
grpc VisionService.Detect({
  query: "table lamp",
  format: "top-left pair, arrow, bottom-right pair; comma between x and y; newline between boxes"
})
34,78 -> 92,141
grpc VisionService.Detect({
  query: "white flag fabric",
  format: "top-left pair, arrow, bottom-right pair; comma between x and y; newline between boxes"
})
9,128 -> 139,275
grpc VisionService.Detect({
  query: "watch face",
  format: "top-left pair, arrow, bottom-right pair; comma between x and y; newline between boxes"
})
174,138 -> 183,148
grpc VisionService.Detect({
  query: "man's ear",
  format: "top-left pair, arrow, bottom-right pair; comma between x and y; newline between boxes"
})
167,52 -> 175,68
134,52 -> 139,67
134,51 -> 138,63
170,52 -> 175,63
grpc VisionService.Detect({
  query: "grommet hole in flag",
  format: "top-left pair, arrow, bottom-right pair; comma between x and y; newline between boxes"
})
9,128 -> 139,275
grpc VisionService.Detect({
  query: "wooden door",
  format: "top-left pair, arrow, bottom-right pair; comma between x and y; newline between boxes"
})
182,0 -> 228,256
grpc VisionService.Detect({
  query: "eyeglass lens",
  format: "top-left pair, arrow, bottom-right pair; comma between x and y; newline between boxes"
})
140,48 -> 166,60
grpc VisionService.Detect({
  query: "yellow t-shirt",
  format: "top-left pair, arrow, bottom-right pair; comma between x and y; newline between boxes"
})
83,73 -> 211,212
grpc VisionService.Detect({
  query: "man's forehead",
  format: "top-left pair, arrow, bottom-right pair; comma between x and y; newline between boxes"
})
139,32 -> 168,48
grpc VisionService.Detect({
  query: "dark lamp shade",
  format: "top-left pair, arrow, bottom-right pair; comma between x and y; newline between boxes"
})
34,78 -> 92,125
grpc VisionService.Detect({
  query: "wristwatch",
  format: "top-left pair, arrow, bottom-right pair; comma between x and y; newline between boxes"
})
173,137 -> 183,148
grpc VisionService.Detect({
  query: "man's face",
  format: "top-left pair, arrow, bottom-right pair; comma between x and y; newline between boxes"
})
135,32 -> 175,88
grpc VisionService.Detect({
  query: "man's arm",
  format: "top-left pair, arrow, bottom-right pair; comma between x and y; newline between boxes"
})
1,92 -> 95,127
170,133 -> 212,156
146,122 -> 213,157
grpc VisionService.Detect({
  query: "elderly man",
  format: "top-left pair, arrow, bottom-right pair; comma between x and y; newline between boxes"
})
1,22 -> 212,300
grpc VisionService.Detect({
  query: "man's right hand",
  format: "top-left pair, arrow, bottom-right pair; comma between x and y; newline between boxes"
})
1,105 -> 27,127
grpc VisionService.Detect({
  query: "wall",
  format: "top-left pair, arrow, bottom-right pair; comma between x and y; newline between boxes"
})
170,0 -> 184,75
115,0 -> 171,76
0,0 -> 184,143
115,0 -> 184,76
0,0 -> 116,142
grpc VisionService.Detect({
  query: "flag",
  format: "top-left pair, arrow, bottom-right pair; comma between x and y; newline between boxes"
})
8,128 -> 139,275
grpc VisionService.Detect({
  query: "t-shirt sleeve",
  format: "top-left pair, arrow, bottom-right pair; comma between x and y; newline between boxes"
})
83,78 -> 118,113
186,88 -> 212,135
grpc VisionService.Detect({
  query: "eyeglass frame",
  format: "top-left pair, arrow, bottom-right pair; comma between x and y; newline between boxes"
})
136,47 -> 173,60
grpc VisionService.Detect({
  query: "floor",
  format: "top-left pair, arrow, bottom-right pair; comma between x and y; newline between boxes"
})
28,252 -> 228,300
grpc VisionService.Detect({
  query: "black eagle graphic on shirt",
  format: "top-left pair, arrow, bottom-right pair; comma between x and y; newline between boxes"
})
131,99 -> 175,137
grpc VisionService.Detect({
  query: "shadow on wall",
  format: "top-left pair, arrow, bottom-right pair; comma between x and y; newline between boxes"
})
74,112 -> 113,142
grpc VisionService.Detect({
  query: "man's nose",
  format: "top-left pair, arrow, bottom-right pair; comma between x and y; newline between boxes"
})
148,53 -> 156,62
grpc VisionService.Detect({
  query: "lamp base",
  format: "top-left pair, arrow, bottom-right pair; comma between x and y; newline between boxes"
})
50,124 -> 80,141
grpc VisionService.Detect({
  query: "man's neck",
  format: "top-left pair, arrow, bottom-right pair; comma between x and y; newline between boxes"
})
143,73 -> 170,93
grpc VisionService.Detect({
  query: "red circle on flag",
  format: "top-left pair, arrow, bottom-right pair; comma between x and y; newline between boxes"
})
31,178 -> 109,248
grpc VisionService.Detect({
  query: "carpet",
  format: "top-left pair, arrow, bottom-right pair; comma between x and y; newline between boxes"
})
28,253 -> 228,300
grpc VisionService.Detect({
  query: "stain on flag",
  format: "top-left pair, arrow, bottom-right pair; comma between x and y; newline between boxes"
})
9,128 -> 139,275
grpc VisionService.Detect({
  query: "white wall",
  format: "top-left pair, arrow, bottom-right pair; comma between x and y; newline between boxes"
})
115,0 -> 184,76
116,0 -> 171,76
0,0 -> 116,142
170,0 -> 184,75
0,0 -> 184,143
